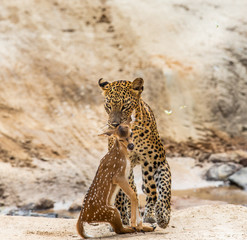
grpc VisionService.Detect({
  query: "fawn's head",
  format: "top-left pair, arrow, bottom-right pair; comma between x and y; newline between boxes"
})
101,123 -> 134,151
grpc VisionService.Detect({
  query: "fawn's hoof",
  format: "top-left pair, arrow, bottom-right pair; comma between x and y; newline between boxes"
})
142,225 -> 156,232
152,224 -> 157,230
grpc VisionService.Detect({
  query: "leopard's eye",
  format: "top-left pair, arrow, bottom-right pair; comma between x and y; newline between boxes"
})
104,103 -> 111,113
121,103 -> 131,112
105,103 -> 111,110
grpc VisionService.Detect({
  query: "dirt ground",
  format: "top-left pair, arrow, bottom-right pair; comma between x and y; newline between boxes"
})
1,204 -> 246,240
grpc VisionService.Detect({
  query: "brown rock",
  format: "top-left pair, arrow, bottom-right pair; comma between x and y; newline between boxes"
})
34,198 -> 54,210
239,158 -> 247,167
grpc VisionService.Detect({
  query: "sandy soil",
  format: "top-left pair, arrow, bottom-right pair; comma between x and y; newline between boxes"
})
1,204 -> 246,240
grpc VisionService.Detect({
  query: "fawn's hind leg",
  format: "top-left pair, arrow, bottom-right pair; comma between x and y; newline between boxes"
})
114,177 -> 139,228
106,206 -> 135,234
116,177 -> 155,233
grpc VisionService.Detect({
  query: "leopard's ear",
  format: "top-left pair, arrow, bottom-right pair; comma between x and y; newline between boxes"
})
98,78 -> 110,90
131,78 -> 144,94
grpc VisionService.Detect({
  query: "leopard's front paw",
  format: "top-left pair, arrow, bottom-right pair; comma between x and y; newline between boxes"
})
143,213 -> 156,224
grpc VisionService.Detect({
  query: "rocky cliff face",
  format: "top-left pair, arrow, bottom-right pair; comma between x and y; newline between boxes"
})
111,0 -> 247,141
0,0 -> 246,205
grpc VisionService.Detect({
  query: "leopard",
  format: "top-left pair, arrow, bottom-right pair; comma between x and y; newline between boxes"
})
98,77 -> 171,229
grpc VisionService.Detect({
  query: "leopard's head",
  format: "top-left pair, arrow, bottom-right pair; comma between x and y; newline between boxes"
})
98,78 -> 144,128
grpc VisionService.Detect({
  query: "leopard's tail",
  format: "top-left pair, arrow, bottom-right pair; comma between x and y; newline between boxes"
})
154,161 -> 171,229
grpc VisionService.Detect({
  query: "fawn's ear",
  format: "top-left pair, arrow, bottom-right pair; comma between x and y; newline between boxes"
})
98,129 -> 114,137
131,78 -> 144,94
98,78 -> 110,91
125,115 -> 134,125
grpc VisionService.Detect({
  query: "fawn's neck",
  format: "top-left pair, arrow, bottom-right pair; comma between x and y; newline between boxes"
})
113,139 -> 128,157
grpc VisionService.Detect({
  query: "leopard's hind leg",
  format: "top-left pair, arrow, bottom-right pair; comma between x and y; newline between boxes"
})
154,161 -> 171,228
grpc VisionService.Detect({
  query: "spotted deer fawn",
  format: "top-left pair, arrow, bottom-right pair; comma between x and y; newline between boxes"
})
76,123 -> 155,238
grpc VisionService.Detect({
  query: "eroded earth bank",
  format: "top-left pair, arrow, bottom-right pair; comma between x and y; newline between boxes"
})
0,0 -> 247,239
